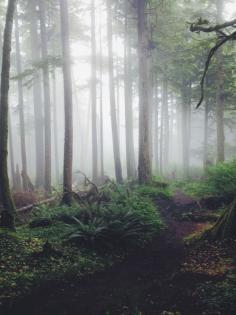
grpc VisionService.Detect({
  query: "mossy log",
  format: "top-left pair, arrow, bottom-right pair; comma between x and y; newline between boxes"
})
205,198 -> 236,240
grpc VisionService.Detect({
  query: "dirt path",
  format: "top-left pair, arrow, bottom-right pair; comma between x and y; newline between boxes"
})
5,195 -> 207,315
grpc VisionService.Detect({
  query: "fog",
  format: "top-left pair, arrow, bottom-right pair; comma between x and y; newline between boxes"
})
3,0 -> 236,190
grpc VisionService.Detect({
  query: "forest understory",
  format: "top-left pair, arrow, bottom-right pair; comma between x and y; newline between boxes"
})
1,180 -> 236,315
0,0 -> 236,314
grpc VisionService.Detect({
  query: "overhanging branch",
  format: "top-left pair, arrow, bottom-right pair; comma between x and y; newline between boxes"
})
190,18 -> 236,33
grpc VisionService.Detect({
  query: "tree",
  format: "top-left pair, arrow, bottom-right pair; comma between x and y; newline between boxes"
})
106,0 -> 123,183
99,11 -> 104,180
124,1 -> 136,179
137,0 -> 151,184
15,6 -> 29,191
91,0 -> 98,183
0,0 -> 17,229
191,15 -> 236,240
215,0 -> 225,163
38,0 -> 52,194
60,0 -> 73,205
28,0 -> 45,188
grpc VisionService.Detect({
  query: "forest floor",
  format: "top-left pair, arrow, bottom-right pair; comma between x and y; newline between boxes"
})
3,191 -> 236,315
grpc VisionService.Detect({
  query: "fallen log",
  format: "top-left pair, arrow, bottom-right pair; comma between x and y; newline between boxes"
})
17,197 -> 57,214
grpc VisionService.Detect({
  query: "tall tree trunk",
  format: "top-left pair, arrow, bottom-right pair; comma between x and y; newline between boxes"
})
215,0 -> 225,163
91,0 -> 98,183
106,0 -> 123,183
0,0 -> 17,229
15,8 -> 29,191
162,77 -> 169,174
160,85 -> 164,176
8,112 -> 16,189
203,96 -> 209,170
124,3 -> 136,179
52,70 -> 60,184
153,83 -> 159,173
181,81 -> 190,177
137,0 -> 151,184
99,15 -> 104,179
38,0 -> 52,194
60,0 -> 73,205
29,0 -> 44,188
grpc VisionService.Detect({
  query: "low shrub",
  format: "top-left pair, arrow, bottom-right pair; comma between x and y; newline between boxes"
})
67,208 -> 159,250
135,185 -> 171,199
182,160 -> 236,199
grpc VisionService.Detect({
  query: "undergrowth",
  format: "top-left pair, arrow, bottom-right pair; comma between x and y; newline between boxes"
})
176,160 -> 236,199
0,183 -> 162,303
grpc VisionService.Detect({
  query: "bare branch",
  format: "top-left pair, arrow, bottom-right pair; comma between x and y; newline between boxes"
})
190,18 -> 236,33
195,31 -> 236,108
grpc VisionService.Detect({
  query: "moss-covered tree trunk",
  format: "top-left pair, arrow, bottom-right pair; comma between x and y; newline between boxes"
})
0,0 -> 17,229
205,199 -> 236,240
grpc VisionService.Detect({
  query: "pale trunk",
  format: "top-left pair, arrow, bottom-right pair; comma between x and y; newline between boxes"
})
91,0 -> 98,183
29,0 -> 44,188
38,0 -> 52,194
137,0 -> 151,184
106,0 -> 123,183
124,3 -> 136,179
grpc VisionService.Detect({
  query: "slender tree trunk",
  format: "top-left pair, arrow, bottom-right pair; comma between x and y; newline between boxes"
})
0,0 -> 17,229
15,8 -> 29,191
169,93 -> 174,166
91,0 -> 98,183
106,0 -> 123,183
124,3 -> 136,179
99,15 -> 104,179
137,0 -> 151,184
60,0 -> 73,205
29,0 -> 44,188
38,0 -> 52,194
215,0 -> 225,163
203,97 -> 209,170
181,81 -> 190,177
52,70 -> 60,184
160,85 -> 164,176
153,83 -> 159,173
162,77 -> 169,173
8,112 -> 16,189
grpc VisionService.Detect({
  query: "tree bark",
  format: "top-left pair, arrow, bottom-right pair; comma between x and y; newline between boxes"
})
153,83 -> 159,173
124,2 -> 136,179
91,0 -> 98,183
0,0 -> 17,229
15,8 -> 29,191
29,0 -> 45,188
203,96 -> 209,170
8,112 -> 16,189
137,0 -> 151,184
52,70 -> 60,184
99,15 -> 104,180
215,0 -> 225,163
38,0 -> 52,194
162,77 -> 169,173
181,81 -> 191,177
60,0 -> 73,205
106,0 -> 123,183
205,198 -> 236,240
